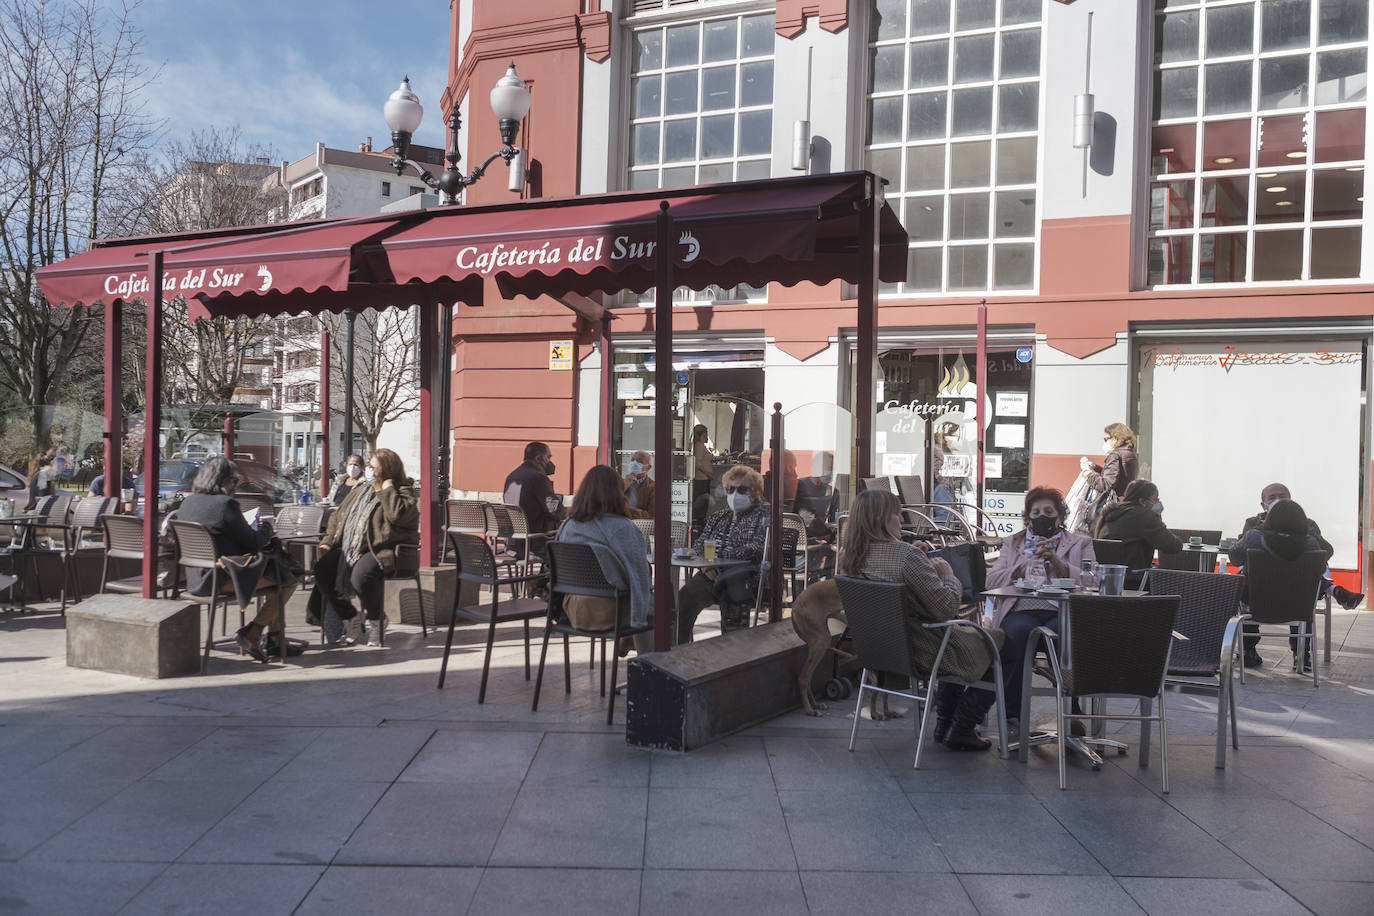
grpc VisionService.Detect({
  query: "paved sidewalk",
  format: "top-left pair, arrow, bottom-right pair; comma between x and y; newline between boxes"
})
2,594 -> 1373,915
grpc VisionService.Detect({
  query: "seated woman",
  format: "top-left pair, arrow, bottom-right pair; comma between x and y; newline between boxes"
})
176,456 -> 297,662
555,465 -> 654,654
1227,498 -> 1332,671
331,453 -> 367,504
985,486 -> 1095,728
1092,480 -> 1182,587
310,448 -> 419,647
839,489 -> 1004,750
676,464 -> 769,644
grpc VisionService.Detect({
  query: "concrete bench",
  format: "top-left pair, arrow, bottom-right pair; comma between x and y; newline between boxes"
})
67,595 -> 202,678
626,621 -> 830,751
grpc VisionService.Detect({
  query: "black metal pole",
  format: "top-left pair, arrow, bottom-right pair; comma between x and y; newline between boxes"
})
652,202 -> 674,652
343,309 -> 356,460
436,298 -> 453,493
769,402 -> 784,624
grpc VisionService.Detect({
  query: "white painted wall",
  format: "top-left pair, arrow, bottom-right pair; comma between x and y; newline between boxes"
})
1029,335 -> 1131,456
772,16 -> 855,176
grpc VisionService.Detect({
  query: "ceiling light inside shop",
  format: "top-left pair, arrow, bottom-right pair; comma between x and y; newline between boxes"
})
1212,156 -> 1236,164
1258,172 -> 1278,178
1347,166 -> 1365,172
1265,186 -> 1287,193
1274,200 -> 1293,207
1285,151 -> 1307,159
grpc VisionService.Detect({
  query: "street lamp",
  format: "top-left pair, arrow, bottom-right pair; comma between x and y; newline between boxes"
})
383,63 -> 531,205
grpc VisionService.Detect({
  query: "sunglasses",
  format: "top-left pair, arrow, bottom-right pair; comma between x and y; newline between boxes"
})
724,485 -> 752,495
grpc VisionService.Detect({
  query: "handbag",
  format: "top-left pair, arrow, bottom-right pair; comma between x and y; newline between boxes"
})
711,564 -> 760,607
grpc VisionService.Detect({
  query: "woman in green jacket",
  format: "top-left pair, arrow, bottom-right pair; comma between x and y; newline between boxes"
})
311,448 -> 419,646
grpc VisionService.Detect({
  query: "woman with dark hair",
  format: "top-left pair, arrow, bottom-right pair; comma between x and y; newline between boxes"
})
25,451 -> 55,510
555,465 -> 654,654
1093,479 -> 1183,585
176,456 -> 297,662
839,489 -> 1005,750
985,486 -> 1096,730
1081,421 -> 1139,499
311,448 -> 419,647
1227,499 -> 1332,670
331,453 -> 367,504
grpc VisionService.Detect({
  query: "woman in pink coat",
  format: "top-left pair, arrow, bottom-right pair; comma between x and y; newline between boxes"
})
985,486 -> 1096,728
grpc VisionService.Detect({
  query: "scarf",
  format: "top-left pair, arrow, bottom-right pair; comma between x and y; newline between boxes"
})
1020,528 -> 1064,560
340,486 -> 379,565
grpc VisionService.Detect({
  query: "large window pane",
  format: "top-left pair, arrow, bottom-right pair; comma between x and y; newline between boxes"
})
1315,108 -> 1366,162
1262,0 -> 1311,52
741,14 -> 773,56
700,114 -> 734,158
1319,0 -> 1369,45
1257,113 -> 1307,166
1200,176 -> 1248,227
951,140 -> 991,187
955,0 -> 995,31
907,195 -> 944,242
951,86 -> 993,135
954,35 -> 994,83
910,39 -> 950,87
703,19 -> 737,62
1310,227 -> 1362,278
660,165 -> 694,187
1002,0 -> 1041,26
948,192 -> 990,239
906,145 -> 946,190
1199,232 -> 1247,283
1202,119 -> 1251,170
1156,68 -> 1198,119
872,46 -> 906,92
1259,54 -> 1310,109
667,24 -> 699,67
633,76 -> 662,118
1252,230 -> 1303,280
908,92 -> 949,140
912,0 -> 952,37
1157,11 -> 1199,63
701,66 -> 735,110
1256,174 -> 1305,222
1204,62 -> 1252,115
1206,5 -> 1254,58
1316,49 -> 1368,104
865,147 -> 903,184
998,84 -> 1038,132
1151,179 -> 1196,230
736,158 -> 769,180
631,123 -> 659,165
635,30 -> 662,70
738,110 -> 770,155
665,71 -> 698,115
948,245 -> 988,290
1148,235 -> 1193,285
1000,29 -> 1040,79
906,248 -> 943,290
1152,123 -> 1197,173
993,243 -> 1034,289
663,120 -> 696,162
872,0 -> 907,41
997,137 -> 1037,184
1312,168 -> 1364,219
995,190 -> 1035,237
870,96 -> 905,143
740,61 -> 772,106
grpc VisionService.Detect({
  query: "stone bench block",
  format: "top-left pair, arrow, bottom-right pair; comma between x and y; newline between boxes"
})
67,595 -> 202,678
383,565 -> 477,629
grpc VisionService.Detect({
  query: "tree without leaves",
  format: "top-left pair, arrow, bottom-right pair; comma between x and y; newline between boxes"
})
326,308 -> 420,454
0,0 -> 156,459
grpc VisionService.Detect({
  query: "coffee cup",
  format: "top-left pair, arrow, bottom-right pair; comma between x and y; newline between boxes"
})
1189,536 -> 1203,546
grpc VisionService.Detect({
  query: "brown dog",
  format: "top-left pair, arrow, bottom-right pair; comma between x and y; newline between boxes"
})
791,579 -> 900,720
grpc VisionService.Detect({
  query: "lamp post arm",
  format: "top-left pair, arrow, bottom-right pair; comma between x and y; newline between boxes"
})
457,147 -> 519,189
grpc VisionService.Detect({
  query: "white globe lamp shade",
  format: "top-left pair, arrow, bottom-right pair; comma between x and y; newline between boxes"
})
384,77 -> 424,135
489,63 -> 531,123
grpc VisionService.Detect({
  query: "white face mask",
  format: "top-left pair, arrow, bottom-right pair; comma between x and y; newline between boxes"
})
1103,441 -> 1115,455
727,492 -> 751,512
346,464 -> 362,479
627,460 -> 644,475
364,467 -> 376,483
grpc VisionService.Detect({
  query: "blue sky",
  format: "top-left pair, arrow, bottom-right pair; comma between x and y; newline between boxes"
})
133,0 -> 451,162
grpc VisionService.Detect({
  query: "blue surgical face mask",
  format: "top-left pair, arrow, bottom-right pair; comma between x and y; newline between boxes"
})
1151,500 -> 1165,515
627,460 -> 644,475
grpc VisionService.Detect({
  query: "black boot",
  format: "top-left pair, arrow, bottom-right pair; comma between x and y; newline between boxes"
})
944,687 -> 996,752
1332,584 -> 1364,610
931,683 -> 964,744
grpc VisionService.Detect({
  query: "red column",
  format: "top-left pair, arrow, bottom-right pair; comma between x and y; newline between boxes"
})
223,413 -> 234,458
142,252 -> 164,599
598,318 -> 613,465
652,202 -> 674,652
768,403 -> 784,623
103,300 -> 122,498
976,299 -> 987,517
855,177 -> 881,480
319,326 -> 330,499
418,296 -> 438,566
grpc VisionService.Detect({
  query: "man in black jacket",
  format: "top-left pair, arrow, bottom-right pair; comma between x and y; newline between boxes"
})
503,442 -> 560,555
1239,482 -> 1362,610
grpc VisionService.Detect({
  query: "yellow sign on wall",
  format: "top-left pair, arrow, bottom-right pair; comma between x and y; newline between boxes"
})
549,340 -> 573,370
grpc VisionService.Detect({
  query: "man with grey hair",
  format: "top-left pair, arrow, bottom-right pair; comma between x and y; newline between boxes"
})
623,449 -> 655,519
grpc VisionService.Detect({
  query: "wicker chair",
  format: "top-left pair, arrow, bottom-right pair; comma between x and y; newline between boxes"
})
859,476 -> 894,495
1142,568 -> 1246,768
169,519 -> 288,673
1244,549 -> 1327,686
532,540 -> 653,725
440,499 -> 488,564
834,576 -> 1007,769
895,474 -> 926,506
231,492 -> 277,517
98,513 -> 147,595
437,531 -> 546,701
1037,595 -> 1180,792
631,518 -> 655,556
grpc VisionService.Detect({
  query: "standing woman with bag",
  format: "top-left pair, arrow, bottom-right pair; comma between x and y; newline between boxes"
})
1080,422 -> 1139,500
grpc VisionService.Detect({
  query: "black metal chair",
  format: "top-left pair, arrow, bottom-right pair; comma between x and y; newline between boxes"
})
10,494 -> 76,611
169,519 -> 288,673
532,541 -> 653,725
895,474 -> 925,505
440,499 -> 487,565
1243,548 -> 1327,687
1171,528 -> 1223,546
272,504 -> 328,585
231,492 -> 277,518
437,531 -> 546,701
834,576 -> 1007,769
1091,538 -> 1129,567
98,513 -> 147,595
61,497 -> 120,607
1142,568 -> 1246,768
1156,548 -> 1208,573
1038,594 -> 1181,792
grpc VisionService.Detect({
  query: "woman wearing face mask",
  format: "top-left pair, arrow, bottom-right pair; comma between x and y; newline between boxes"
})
25,452 -> 55,510
331,454 -> 367,504
1079,422 -> 1139,500
622,450 -> 655,520
1092,480 -> 1183,587
985,486 -> 1096,730
931,419 -> 969,522
308,448 -> 419,647
676,464 -> 770,643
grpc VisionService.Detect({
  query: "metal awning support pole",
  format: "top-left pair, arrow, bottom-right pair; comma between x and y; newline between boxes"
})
418,296 -> 438,566
652,202 -> 674,653
223,412 -> 234,458
598,317 -> 613,465
975,299 -> 987,517
343,309 -> 356,459
855,177 -> 881,480
103,300 -> 122,498
319,326 -> 330,499
768,403 -> 784,623
142,252 -> 164,599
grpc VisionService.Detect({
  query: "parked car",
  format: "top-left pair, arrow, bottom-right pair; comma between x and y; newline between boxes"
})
233,460 -> 294,503
133,459 -> 201,500
0,463 -> 28,504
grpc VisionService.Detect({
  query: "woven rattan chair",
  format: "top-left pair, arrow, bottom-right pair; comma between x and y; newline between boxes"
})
859,476 -> 894,495
1037,594 -> 1180,792
169,519 -> 288,673
440,499 -> 488,564
532,540 -> 653,725
231,492 -> 277,517
834,576 -> 1007,769
1142,568 -> 1246,768
98,513 -> 147,595
272,504 -> 328,583
437,531 -> 546,701
1244,548 -> 1327,687
486,502 -> 548,576
631,518 -> 655,556
895,474 -> 926,506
